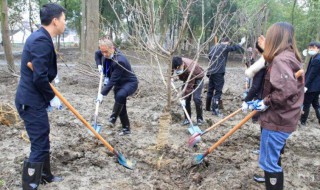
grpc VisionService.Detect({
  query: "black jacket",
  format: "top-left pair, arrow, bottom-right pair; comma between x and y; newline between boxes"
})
305,53 -> 320,92
244,68 -> 266,101
101,50 -> 138,96
16,27 -> 57,108
207,43 -> 242,74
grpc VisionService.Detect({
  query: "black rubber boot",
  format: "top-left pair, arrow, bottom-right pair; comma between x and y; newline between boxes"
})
22,160 -> 43,190
41,154 -> 63,184
205,97 -> 212,111
195,103 -> 204,126
264,171 -> 284,190
184,99 -> 192,119
211,98 -> 222,117
107,102 -> 124,127
119,111 -> 131,136
300,106 -> 309,125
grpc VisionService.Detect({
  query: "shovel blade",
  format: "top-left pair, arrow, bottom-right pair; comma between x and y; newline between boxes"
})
188,133 -> 202,147
192,153 -> 205,166
88,124 -> 102,136
117,152 -> 136,170
188,125 -> 202,135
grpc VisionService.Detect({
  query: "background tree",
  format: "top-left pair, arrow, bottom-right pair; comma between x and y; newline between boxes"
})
1,0 -> 15,73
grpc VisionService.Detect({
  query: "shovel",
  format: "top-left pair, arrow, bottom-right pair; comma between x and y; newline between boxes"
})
192,69 -> 304,165
192,110 -> 258,165
27,62 -> 135,170
90,71 -> 104,134
171,80 -> 202,135
188,108 -> 242,147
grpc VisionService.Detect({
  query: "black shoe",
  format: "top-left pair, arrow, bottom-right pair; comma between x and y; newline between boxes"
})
212,109 -> 223,117
197,118 -> 204,126
300,121 -> 306,126
119,128 -> 131,136
41,154 -> 63,184
253,174 -> 265,183
182,119 -> 190,126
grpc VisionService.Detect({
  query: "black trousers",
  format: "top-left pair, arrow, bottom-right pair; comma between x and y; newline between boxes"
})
185,79 -> 203,118
206,73 -> 225,101
16,101 -> 50,162
301,91 -> 320,121
114,82 -> 138,126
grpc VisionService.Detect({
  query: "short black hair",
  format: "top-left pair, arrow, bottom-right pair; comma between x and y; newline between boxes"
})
172,56 -> 183,69
40,3 -> 66,26
221,37 -> 230,42
309,41 -> 320,48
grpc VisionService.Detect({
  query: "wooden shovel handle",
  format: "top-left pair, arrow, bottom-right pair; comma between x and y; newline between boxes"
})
205,69 -> 304,155
202,108 -> 242,135
27,62 -> 115,153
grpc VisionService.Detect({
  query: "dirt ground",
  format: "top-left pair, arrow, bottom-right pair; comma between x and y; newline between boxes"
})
0,48 -> 319,190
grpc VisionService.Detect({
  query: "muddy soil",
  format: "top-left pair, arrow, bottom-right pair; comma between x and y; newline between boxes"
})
0,48 -> 319,190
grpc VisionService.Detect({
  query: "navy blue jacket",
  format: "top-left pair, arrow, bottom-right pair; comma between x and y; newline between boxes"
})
244,68 -> 266,101
305,53 -> 320,92
16,27 -> 57,108
100,50 -> 138,96
207,43 -> 242,74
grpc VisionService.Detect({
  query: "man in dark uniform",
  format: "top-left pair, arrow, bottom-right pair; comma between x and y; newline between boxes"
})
96,39 -> 138,136
301,42 -> 320,125
206,37 -> 245,116
15,3 -> 65,189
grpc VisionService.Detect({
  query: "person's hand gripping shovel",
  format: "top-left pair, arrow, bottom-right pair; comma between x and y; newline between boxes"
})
89,71 -> 104,135
27,62 -> 135,170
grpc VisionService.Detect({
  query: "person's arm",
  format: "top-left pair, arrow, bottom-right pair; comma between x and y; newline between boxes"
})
244,69 -> 264,102
263,60 -> 299,106
226,44 -> 242,52
29,36 -> 55,103
305,58 -> 320,88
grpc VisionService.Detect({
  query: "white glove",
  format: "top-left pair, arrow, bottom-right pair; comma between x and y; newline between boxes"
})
96,93 -> 103,103
248,99 -> 268,112
241,102 -> 249,113
50,96 -> 62,110
239,37 -> 246,46
104,77 -> 109,85
98,65 -> 103,73
304,87 -> 308,93
180,99 -> 186,107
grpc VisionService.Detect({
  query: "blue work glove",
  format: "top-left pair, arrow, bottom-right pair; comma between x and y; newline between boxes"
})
247,99 -> 268,112
96,93 -> 103,103
49,96 -> 62,111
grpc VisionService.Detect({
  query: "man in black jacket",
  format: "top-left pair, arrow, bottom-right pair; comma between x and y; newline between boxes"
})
301,42 -> 320,125
15,3 -> 65,189
96,39 -> 138,135
206,37 -> 245,116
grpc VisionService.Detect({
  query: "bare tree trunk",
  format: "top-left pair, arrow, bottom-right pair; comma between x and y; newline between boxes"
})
28,0 -> 33,33
80,0 -> 86,59
1,0 -> 15,73
82,0 -> 99,63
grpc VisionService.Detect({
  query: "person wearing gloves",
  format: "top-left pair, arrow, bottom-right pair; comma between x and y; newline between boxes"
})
300,42 -> 320,125
172,56 -> 205,126
95,48 -> 112,86
15,3 -> 65,189
96,39 -> 138,135
242,42 -> 266,123
247,22 -> 304,190
206,36 -> 246,116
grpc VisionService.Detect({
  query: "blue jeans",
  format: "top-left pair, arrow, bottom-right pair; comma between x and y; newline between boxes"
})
259,128 -> 290,172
